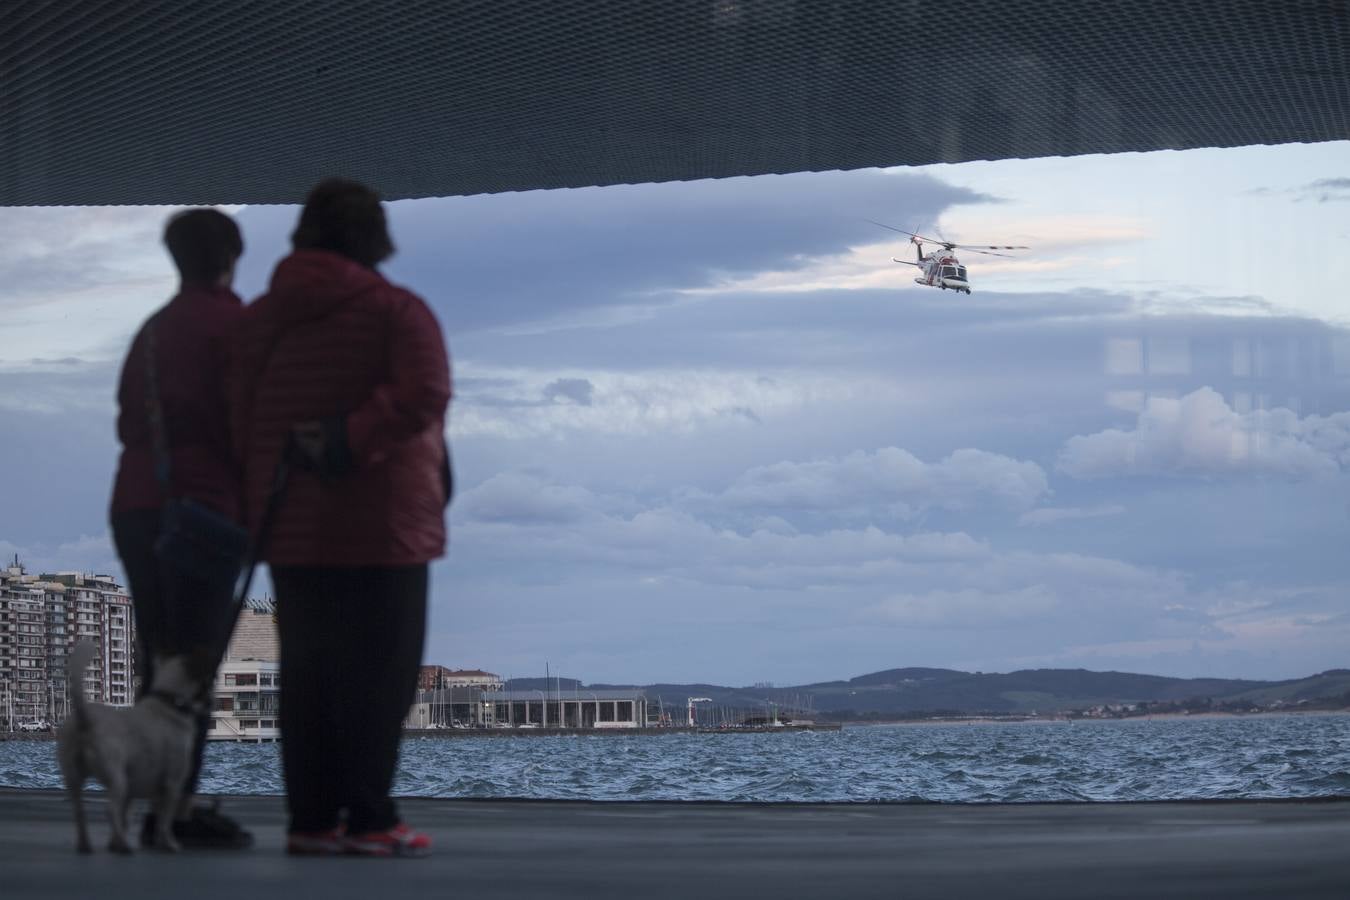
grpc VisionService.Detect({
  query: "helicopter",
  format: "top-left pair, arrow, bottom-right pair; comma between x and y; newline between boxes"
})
867,220 -> 1028,295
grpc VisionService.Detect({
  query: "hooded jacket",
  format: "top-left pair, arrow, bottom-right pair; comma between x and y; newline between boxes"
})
111,284 -> 243,519
232,250 -> 451,566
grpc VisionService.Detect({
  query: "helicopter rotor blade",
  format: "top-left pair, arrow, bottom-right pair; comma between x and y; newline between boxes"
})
955,247 -> 1018,258
864,219 -> 943,245
891,257 -> 920,267
946,242 -> 1030,251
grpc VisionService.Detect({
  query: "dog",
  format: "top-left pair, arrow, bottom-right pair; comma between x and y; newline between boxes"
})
58,641 -> 213,854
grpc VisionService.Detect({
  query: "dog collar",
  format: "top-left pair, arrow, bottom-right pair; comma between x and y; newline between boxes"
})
147,689 -> 204,718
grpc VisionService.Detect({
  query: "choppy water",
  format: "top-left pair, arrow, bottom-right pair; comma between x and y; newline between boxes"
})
7,715 -> 1350,802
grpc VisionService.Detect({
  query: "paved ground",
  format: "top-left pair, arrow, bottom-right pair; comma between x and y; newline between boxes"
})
3,788 -> 1347,899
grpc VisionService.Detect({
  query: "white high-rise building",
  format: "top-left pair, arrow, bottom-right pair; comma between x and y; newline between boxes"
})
0,560 -> 137,730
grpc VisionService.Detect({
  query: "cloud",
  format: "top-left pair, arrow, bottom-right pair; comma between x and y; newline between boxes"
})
0,533 -> 119,578
714,447 -> 1048,520
1018,505 -> 1126,527
1249,177 -> 1350,204
1298,178 -> 1350,203
683,213 -> 1147,296
456,473 -> 604,525
1001,579 -> 1350,677
234,169 -> 985,335
543,378 -> 594,406
0,360 -> 118,415
0,206 -> 180,361
1057,386 -> 1350,479
450,365 -> 892,439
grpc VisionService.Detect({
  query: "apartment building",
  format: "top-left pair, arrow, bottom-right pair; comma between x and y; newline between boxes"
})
0,560 -> 137,729
0,579 -> 48,725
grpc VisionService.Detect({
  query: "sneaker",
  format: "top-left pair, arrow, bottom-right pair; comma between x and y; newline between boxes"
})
141,802 -> 254,850
343,823 -> 432,858
287,827 -> 345,856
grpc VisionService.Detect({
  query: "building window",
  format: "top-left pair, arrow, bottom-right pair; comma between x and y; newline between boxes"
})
599,702 -> 615,722
617,701 -> 633,722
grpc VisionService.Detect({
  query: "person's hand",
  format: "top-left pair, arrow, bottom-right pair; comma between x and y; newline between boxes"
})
290,420 -> 326,469
290,418 -> 354,478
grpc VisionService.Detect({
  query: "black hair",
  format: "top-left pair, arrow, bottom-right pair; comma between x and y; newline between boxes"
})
291,177 -> 394,268
163,208 -> 243,284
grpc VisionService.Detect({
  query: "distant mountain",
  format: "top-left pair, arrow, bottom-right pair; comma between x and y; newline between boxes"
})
578,666 -> 1350,718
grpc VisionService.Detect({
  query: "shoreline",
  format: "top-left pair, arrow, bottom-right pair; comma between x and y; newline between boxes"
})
6,708 -> 1346,741
844,708 -> 1350,727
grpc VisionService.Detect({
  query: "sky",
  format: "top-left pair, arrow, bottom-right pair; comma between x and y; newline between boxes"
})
2,141 -> 1348,687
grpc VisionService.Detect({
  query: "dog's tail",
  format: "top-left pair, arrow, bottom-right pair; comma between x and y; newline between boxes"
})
66,641 -> 97,727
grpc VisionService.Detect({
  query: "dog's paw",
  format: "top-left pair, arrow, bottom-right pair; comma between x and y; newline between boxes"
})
108,838 -> 134,856
76,840 -> 93,855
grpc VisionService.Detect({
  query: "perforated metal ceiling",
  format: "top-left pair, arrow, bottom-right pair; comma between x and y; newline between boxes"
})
3,0 -> 1347,206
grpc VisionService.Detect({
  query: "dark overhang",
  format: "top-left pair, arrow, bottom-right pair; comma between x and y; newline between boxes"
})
3,1 -> 1347,206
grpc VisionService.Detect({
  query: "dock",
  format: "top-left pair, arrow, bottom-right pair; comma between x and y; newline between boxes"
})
2,788 -> 1346,899
402,723 -> 842,738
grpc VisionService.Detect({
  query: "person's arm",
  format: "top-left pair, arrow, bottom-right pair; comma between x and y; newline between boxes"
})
113,327 -> 143,448
341,292 -> 451,468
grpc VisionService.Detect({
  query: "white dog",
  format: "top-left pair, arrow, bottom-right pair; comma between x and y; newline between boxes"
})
58,641 -> 211,854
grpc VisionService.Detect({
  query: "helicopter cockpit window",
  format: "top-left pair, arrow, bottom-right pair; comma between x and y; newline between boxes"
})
942,266 -> 961,280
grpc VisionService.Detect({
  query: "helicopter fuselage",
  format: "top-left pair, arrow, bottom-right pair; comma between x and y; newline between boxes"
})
875,220 -> 1025,295
915,251 -> 971,294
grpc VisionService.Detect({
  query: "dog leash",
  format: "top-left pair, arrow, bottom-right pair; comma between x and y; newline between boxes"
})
200,435 -> 297,686
234,433 -> 296,609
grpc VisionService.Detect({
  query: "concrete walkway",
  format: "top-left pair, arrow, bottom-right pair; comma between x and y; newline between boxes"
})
2,788 -> 1347,899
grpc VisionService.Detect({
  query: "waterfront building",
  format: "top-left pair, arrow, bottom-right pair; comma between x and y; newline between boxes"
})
0,561 -> 137,729
407,665 -> 505,728
486,689 -> 647,729
407,687 -> 648,730
208,599 -> 280,742
418,664 -> 504,692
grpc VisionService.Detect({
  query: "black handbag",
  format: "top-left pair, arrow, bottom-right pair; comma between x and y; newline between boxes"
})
143,314 -> 250,587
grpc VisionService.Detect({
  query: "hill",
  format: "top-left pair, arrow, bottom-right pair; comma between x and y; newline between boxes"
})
574,666 -> 1350,719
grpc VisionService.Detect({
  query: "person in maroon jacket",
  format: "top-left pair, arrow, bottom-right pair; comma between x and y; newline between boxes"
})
232,179 -> 450,857
110,208 -> 253,848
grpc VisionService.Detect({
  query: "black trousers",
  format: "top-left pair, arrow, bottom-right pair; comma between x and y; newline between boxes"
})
111,509 -> 239,799
271,564 -> 427,834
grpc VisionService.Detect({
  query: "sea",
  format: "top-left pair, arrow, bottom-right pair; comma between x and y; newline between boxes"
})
5,715 -> 1349,803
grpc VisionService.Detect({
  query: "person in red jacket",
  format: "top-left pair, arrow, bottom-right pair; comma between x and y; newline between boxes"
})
232,178 -> 451,858
110,208 -> 253,848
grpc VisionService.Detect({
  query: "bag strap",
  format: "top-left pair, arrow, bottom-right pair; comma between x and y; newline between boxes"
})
234,434 -> 294,607
142,313 -> 173,500
201,435 -> 294,693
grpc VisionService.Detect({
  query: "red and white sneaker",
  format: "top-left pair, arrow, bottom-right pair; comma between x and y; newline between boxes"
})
286,828 -> 345,856
343,823 -> 432,858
